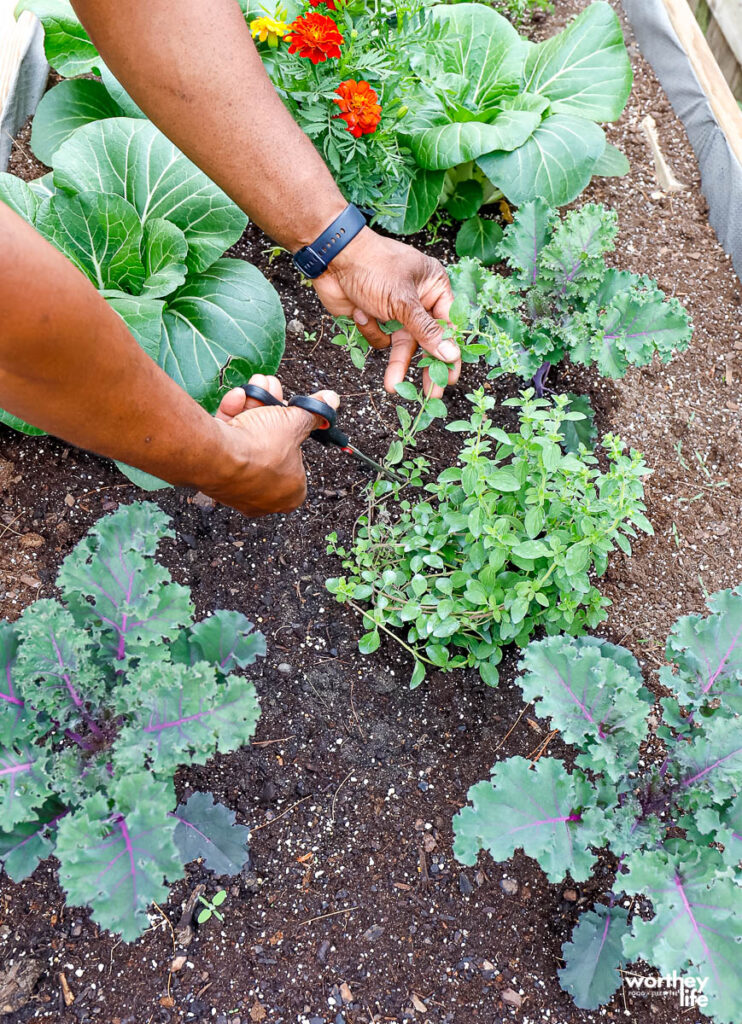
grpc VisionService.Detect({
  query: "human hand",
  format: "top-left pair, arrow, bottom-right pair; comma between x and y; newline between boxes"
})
206,374 -> 340,517
311,227 -> 459,398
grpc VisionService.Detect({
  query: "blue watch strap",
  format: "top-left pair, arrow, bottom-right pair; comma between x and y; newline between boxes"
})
293,204 -> 366,278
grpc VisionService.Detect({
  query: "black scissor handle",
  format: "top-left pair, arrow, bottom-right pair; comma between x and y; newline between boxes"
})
290,396 -> 350,448
241,383 -> 284,408
288,394 -> 337,428
240,384 -> 348,448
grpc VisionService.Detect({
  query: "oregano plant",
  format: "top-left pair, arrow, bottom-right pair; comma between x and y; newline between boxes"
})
448,199 -> 693,386
0,502 -> 264,940
327,388 -> 652,687
453,587 -> 742,1022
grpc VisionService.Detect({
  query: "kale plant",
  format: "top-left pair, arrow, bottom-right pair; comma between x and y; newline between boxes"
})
0,503 -> 263,940
448,199 -> 693,384
327,388 -> 652,687
454,587 -> 742,1023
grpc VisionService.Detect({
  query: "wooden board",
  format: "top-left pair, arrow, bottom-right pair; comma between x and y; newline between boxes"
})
661,0 -> 742,166
688,0 -> 742,100
706,0 -> 742,66
0,0 -> 37,117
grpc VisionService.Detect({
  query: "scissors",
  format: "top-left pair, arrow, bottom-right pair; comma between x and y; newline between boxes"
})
240,383 -> 404,484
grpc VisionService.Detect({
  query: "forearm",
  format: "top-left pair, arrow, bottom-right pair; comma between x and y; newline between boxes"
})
0,206 -> 240,489
71,0 -> 346,250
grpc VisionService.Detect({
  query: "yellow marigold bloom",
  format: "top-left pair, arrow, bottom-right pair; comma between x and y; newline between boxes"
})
250,15 -> 289,47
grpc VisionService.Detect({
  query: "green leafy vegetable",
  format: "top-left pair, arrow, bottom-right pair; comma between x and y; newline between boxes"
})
0,503 -> 263,939
403,2 -> 632,218
448,200 -> 693,383
15,0 -> 98,77
0,119 -> 284,469
454,585 -> 742,1022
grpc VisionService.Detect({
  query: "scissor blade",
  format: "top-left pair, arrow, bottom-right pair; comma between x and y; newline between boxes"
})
344,443 -> 404,484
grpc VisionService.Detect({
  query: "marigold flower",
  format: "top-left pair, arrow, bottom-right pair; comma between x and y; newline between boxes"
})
308,0 -> 338,8
286,11 -> 344,64
250,15 -> 289,47
333,79 -> 382,138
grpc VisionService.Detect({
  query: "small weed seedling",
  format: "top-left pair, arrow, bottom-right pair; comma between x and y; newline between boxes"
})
0,503 -> 264,940
197,889 -> 227,924
330,318 -> 371,372
454,586 -> 742,1023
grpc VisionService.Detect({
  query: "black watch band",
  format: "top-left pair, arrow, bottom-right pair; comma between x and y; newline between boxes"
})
293,204 -> 366,279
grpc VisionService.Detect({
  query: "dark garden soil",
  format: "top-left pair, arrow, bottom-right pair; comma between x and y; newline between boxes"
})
1,2 -> 741,1023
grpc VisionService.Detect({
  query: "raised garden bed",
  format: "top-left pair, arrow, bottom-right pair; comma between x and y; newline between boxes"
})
0,1 -> 741,1022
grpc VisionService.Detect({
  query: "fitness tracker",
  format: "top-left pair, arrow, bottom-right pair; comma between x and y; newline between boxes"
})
292,203 -> 366,278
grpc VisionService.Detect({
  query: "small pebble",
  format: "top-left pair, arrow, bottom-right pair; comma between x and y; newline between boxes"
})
287,319 -> 305,335
500,877 -> 519,896
458,872 -> 474,896
363,924 -> 384,942
277,663 -> 292,676
563,888 -> 578,901
417,780 -> 428,792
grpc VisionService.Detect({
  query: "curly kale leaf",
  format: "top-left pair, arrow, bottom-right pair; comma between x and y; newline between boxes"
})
660,585 -> 742,715
57,502 -> 193,666
518,635 -> 650,783
622,847 -> 742,1024
55,774 -> 183,942
112,661 -> 260,776
16,601 -> 104,730
536,203 -> 618,303
173,791 -> 250,876
559,904 -> 630,1009
453,756 -> 605,882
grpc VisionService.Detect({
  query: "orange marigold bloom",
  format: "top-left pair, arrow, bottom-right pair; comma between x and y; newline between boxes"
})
286,11 -> 343,64
308,0 -> 337,8
333,79 -> 382,138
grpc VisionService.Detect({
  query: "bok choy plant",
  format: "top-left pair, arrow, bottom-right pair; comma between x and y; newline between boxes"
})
394,1 -> 633,230
454,588 -> 742,1023
0,118 -> 285,484
0,502 -> 264,940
